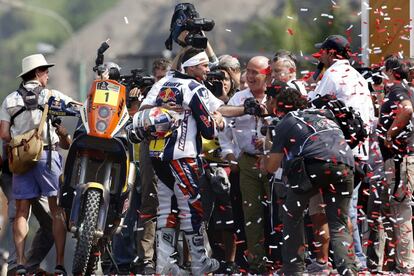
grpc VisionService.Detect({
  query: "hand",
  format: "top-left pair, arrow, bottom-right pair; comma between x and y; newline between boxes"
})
96,69 -> 109,80
259,104 -> 268,115
258,155 -> 267,174
384,138 -> 393,149
212,111 -> 224,130
129,87 -> 142,99
162,102 -> 184,113
254,137 -> 265,150
178,30 -> 190,45
55,124 -> 68,138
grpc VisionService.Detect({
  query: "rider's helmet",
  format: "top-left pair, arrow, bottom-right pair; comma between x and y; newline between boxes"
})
133,107 -> 177,139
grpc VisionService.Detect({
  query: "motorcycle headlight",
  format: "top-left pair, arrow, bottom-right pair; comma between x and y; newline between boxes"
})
98,106 -> 110,118
96,120 -> 108,132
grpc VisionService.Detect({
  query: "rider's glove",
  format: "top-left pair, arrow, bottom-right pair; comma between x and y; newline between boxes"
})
126,124 -> 145,144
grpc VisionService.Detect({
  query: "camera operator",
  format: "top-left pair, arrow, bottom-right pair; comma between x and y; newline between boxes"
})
264,86 -> 358,276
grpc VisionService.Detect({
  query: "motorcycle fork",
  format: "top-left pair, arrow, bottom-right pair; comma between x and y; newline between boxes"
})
69,155 -> 113,237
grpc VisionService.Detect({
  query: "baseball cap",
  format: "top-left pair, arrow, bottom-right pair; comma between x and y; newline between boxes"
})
314,34 -> 350,56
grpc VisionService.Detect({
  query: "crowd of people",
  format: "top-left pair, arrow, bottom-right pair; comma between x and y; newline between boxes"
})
1,31 -> 414,276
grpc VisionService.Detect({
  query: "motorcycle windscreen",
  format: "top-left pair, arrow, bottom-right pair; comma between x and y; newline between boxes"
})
86,80 -> 128,138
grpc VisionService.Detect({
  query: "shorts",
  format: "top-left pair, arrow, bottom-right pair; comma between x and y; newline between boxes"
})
12,150 -> 62,200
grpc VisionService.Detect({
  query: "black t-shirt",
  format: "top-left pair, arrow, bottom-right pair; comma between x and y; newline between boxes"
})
377,84 -> 414,160
271,109 -> 355,168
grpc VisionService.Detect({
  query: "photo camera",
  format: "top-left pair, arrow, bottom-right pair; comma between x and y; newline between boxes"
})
165,3 -> 215,50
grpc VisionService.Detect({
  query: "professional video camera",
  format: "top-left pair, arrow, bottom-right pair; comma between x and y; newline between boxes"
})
165,3 -> 215,50
120,69 -> 155,107
204,70 -> 225,98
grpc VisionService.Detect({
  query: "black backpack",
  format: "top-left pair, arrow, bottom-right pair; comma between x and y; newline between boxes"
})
311,94 -> 368,148
10,83 -> 44,126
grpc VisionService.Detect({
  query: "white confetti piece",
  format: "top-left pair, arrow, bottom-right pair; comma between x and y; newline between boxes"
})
124,16 -> 129,24
225,28 -> 232,32
300,8 -> 308,12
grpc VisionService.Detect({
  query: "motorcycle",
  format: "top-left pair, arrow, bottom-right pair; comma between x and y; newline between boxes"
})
56,42 -> 135,275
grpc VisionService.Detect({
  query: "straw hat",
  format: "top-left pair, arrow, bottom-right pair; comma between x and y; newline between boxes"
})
17,54 -> 55,78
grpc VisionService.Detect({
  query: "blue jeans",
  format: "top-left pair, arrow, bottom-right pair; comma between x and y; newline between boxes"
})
349,183 -> 367,268
112,174 -> 141,266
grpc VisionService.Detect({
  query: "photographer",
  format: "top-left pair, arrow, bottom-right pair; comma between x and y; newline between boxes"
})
206,55 -> 241,103
264,87 -> 358,276
199,55 -> 242,274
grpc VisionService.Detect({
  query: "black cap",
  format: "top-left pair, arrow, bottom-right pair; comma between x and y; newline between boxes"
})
315,34 -> 350,56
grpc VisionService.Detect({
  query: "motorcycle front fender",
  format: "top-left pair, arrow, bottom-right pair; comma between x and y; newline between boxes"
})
69,182 -> 110,235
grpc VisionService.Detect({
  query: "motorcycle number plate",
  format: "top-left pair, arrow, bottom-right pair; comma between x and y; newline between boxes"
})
149,139 -> 165,157
94,89 -> 119,106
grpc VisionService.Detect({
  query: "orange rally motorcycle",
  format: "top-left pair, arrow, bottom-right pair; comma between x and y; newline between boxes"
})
58,42 -> 135,275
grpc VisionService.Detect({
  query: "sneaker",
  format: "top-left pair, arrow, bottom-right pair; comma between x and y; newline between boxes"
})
54,265 -> 67,276
306,260 -> 332,274
33,267 -> 53,276
224,261 -> 241,274
192,257 -> 220,275
131,261 -> 156,275
15,265 -> 27,276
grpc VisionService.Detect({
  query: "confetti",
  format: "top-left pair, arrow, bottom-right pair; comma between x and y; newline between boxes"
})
124,16 -> 129,24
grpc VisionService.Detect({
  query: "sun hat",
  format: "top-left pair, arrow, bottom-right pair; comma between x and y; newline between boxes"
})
17,54 -> 55,78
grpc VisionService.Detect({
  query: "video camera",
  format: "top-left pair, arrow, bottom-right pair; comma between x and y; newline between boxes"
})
204,70 -> 225,98
165,3 -> 215,50
120,69 -> 155,107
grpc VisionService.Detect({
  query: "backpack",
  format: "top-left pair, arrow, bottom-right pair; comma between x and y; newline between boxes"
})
10,84 -> 44,125
311,94 -> 368,149
8,87 -> 50,174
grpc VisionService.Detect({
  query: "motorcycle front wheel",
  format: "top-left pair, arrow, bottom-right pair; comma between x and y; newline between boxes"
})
72,189 -> 101,275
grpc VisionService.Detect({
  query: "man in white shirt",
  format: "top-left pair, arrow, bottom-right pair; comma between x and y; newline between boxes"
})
0,54 -> 77,275
219,56 -> 270,274
309,34 -> 375,270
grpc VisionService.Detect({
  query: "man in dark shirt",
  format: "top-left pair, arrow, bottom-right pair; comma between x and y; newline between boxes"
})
264,87 -> 357,276
376,55 -> 414,273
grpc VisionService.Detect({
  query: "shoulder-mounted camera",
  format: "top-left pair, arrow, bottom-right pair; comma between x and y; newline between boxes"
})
165,3 -> 215,50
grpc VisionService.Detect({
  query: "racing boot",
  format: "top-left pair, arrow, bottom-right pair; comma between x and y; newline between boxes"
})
184,226 -> 220,275
155,228 -> 181,276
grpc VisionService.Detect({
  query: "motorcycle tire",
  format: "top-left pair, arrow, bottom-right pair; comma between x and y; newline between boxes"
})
72,189 -> 101,275
85,245 -> 100,275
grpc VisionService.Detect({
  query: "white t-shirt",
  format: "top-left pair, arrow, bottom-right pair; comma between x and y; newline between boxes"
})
0,81 -> 74,145
309,60 -> 375,160
218,88 -> 266,159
